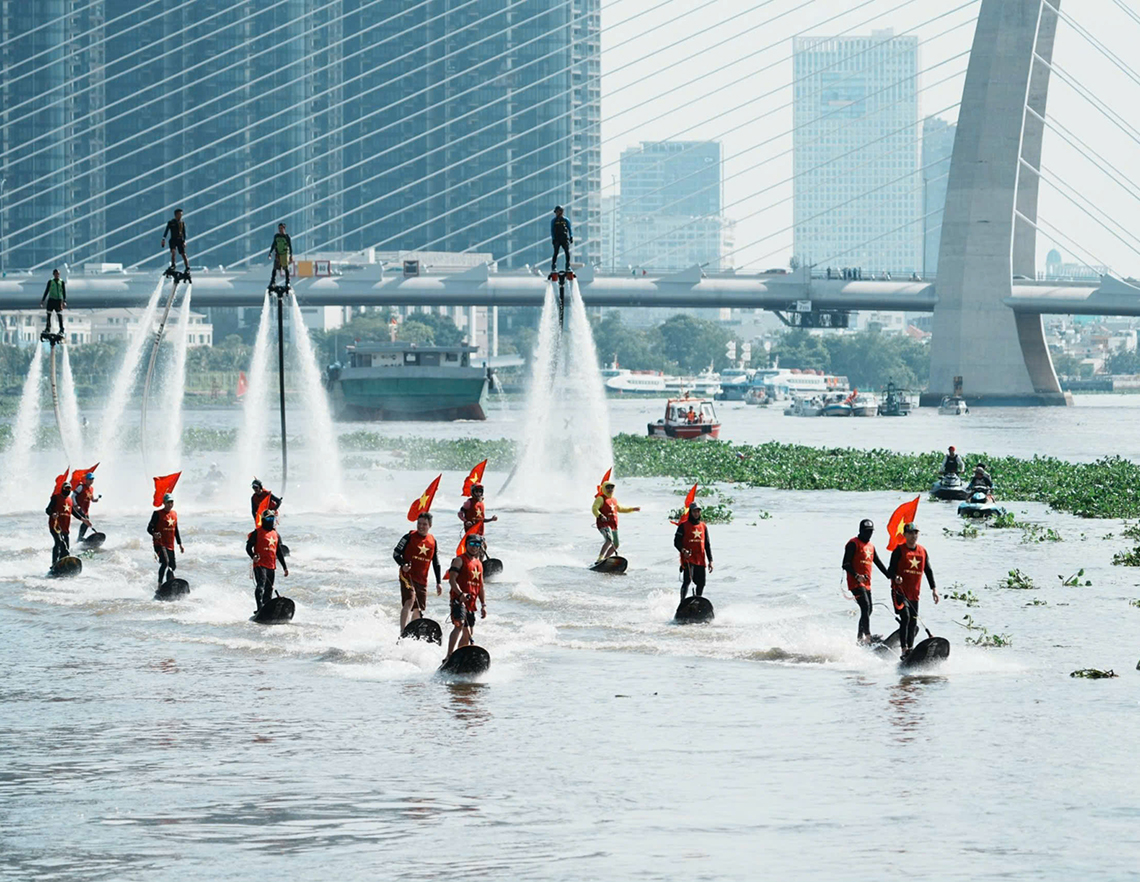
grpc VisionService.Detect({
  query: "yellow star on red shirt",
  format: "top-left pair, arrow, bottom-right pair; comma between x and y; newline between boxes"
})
166,515 -> 176,526
267,535 -> 278,549
417,542 -> 431,556
906,554 -> 922,572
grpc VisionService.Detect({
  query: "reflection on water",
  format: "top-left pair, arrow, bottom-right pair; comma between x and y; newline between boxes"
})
445,682 -> 491,729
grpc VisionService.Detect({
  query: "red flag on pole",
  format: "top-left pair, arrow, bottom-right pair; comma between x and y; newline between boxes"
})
594,467 -> 613,499
462,460 -> 488,496
456,520 -> 482,556
72,462 -> 99,485
408,475 -> 441,521
52,466 -> 70,496
152,472 -> 182,508
255,493 -> 273,527
886,496 -> 921,551
672,483 -> 699,525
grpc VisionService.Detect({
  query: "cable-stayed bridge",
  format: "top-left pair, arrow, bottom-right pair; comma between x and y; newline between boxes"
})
2,0 -> 1140,404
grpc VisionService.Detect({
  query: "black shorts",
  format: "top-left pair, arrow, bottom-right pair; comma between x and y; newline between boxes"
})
169,241 -> 187,257
45,300 -> 63,313
450,600 -> 475,628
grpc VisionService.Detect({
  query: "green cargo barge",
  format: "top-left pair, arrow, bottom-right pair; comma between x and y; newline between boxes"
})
327,342 -> 489,421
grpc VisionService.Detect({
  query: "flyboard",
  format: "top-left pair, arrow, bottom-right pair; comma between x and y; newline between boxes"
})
899,637 -> 951,670
49,556 -> 83,578
439,644 -> 491,676
80,532 -> 107,549
154,577 -> 190,601
547,269 -> 576,328
401,617 -> 443,645
139,268 -> 191,469
251,593 -> 295,625
483,558 -> 504,580
674,595 -> 714,624
589,556 -> 628,574
42,331 -> 75,463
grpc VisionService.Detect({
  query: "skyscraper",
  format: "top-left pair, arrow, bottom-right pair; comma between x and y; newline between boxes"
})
0,1 -> 599,272
617,141 -> 731,271
921,116 -> 956,277
792,30 -> 921,275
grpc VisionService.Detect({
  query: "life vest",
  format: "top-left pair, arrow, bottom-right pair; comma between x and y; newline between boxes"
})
273,233 -> 290,257
596,496 -> 618,530
74,484 -> 94,512
552,217 -> 571,241
153,509 -> 179,550
454,555 -> 484,611
49,494 -> 72,532
46,278 -> 64,301
251,527 -> 280,569
461,498 -> 485,535
846,536 -> 875,591
680,521 -> 708,567
402,531 -> 436,585
895,544 -> 927,603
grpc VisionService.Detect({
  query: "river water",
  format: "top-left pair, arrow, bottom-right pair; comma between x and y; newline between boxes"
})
3,398 -> 1139,880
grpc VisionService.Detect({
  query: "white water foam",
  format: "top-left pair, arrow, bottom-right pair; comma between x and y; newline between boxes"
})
1,345 -> 45,511
236,294 -> 273,498
58,345 -> 84,464
160,285 -> 193,472
288,293 -> 343,503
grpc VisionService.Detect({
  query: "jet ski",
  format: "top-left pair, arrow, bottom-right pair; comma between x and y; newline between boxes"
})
931,472 -> 970,501
957,488 -> 1005,519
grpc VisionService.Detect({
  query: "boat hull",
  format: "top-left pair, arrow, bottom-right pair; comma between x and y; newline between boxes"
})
332,373 -> 488,421
648,422 -> 721,440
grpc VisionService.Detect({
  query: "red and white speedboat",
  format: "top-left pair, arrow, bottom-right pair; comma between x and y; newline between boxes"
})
647,397 -> 721,440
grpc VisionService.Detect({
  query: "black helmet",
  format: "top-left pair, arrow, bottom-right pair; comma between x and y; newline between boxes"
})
252,478 -> 262,490
553,205 -> 563,213
470,483 -> 484,495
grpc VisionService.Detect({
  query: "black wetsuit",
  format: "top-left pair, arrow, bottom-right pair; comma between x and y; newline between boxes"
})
841,538 -> 889,641
163,219 -> 188,264
41,278 -> 66,333
550,216 -> 572,273
46,494 -> 70,565
270,232 -> 292,286
674,522 -> 713,601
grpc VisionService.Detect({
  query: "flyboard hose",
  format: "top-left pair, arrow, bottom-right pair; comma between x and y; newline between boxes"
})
140,276 -> 184,471
46,341 -> 74,464
275,286 -> 288,493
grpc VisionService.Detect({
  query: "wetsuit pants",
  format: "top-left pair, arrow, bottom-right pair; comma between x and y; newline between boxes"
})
169,240 -> 188,267
44,300 -> 64,333
254,566 -> 276,608
50,527 -> 69,565
156,546 -> 176,586
270,255 -> 290,287
77,511 -> 90,541
852,587 -> 872,641
898,594 -> 919,651
551,239 -> 570,273
680,564 -> 706,600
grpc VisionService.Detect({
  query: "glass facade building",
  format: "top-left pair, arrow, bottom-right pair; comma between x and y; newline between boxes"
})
792,30 -> 921,275
0,0 -> 599,273
921,116 -> 956,277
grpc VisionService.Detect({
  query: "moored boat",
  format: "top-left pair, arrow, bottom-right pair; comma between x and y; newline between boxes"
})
938,395 -> 969,415
783,395 -> 823,416
821,391 -> 855,417
647,397 -> 721,440
878,381 -> 913,416
850,391 -> 878,417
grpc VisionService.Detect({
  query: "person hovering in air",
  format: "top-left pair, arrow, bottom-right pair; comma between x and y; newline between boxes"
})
161,208 -> 190,274
268,223 -> 293,288
550,206 -> 572,274
592,481 -> 640,562
40,269 -> 66,337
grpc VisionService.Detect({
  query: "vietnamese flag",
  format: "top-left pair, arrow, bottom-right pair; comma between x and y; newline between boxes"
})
671,483 -> 699,525
408,474 -> 441,521
462,460 -> 487,496
886,496 -> 921,551
594,467 -> 613,499
73,462 -> 99,485
255,492 -> 274,527
456,520 -> 482,556
52,466 -> 71,496
152,472 -> 182,508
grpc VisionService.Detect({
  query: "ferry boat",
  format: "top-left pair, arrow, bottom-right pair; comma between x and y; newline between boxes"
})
327,341 -> 488,421
783,395 -> 824,417
647,397 -> 721,440
664,367 -> 721,398
715,368 -> 754,401
938,395 -> 970,415
750,368 -> 849,402
602,368 -> 668,396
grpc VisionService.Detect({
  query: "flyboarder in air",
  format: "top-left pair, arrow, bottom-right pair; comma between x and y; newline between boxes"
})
458,483 -> 496,561
161,209 -> 191,275
147,493 -> 184,588
246,509 -> 289,612
446,533 -> 486,661
674,502 -> 713,601
47,480 -> 89,566
886,522 -> 939,659
592,481 -> 640,562
550,206 -> 572,274
841,518 -> 889,644
268,223 -> 292,288
72,471 -> 100,542
250,478 -> 282,524
40,269 -> 66,338
393,512 -> 442,633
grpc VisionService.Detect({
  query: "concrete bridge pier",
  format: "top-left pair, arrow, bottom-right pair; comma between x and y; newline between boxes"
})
923,0 -> 1071,406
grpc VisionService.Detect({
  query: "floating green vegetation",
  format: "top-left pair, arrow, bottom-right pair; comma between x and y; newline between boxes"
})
1070,668 -> 1118,679
995,569 -> 1036,590
1122,523 -> 1140,541
1021,524 -> 1063,543
669,502 -> 733,524
1026,598 -> 1048,607
338,433 -> 516,470
1129,599 -> 1140,609
1111,545 -> 1140,566
947,588 -> 979,607
989,511 -> 1021,529
944,523 -> 979,539
1057,569 -> 1091,587
966,630 -> 1012,648
757,510 -> 772,520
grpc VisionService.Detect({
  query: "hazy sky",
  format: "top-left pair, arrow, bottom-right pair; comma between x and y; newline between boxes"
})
598,0 -> 1140,276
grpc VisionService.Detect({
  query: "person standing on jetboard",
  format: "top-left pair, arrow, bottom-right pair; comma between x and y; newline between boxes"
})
886,522 -> 939,659
246,509 -> 289,611
72,471 -> 100,542
47,479 -> 89,566
674,502 -> 713,601
446,533 -> 486,661
842,518 -> 890,644
147,492 -> 184,587
592,481 -> 640,562
393,512 -> 442,632
160,209 -> 190,274
458,483 -> 496,560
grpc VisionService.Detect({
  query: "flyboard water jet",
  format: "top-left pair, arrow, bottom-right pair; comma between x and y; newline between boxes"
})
140,267 -> 191,470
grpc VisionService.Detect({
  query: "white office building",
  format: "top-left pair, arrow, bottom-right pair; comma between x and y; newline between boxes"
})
792,30 -> 921,275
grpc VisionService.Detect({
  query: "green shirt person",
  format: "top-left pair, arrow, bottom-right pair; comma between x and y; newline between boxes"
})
268,223 -> 293,287
40,269 -> 66,335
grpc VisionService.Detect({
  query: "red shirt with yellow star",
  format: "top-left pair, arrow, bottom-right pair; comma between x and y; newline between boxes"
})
148,508 -> 181,550
250,527 -> 281,569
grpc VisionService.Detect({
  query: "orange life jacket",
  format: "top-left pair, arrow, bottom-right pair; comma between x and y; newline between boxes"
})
596,497 -> 618,530
895,544 -> 927,603
153,509 -> 179,550
846,536 -> 875,591
402,531 -> 436,585
49,493 -> 72,532
680,521 -> 708,567
460,498 -> 485,535
454,555 -> 484,611
251,527 -> 280,569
